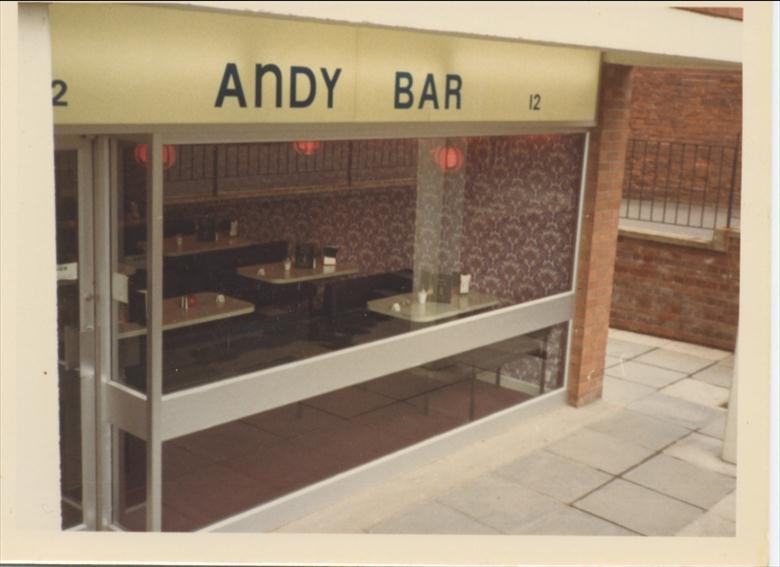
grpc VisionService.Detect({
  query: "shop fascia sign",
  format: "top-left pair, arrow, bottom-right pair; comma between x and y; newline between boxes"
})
49,4 -> 600,126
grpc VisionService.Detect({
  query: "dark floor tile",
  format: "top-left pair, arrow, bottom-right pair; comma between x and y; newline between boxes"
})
117,502 -> 198,533
162,441 -> 218,481
171,420 -> 282,462
360,370 -> 444,401
352,400 -> 462,445
162,464 -> 279,530
291,419 -> 411,473
241,402 -> 345,439
226,440 -> 345,494
304,385 -> 397,419
120,442 -> 218,508
408,379 -> 530,422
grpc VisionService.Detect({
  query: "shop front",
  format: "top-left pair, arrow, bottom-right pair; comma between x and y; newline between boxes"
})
50,3 -> 600,532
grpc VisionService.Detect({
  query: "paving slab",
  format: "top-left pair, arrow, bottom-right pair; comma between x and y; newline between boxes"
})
661,340 -> 732,361
676,510 -> 735,537
511,506 -> 634,536
367,500 -> 498,534
587,409 -> 690,451
632,349 -> 714,374
608,329 -> 672,348
546,429 -> 653,475
625,454 -> 735,509
717,356 -> 735,369
709,490 -> 736,522
691,364 -> 734,389
605,361 -> 687,389
698,413 -> 727,440
575,478 -> 703,536
663,432 -> 736,478
660,378 -> 731,408
604,355 -> 622,369
628,392 -> 724,430
602,377 -> 655,406
606,338 -> 655,359
436,474 -> 566,533
494,450 -> 612,504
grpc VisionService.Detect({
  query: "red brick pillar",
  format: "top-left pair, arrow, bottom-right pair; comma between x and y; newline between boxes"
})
567,64 -> 633,406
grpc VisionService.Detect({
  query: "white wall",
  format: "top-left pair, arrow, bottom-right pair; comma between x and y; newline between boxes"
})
0,3 -> 61,533
176,2 -> 742,67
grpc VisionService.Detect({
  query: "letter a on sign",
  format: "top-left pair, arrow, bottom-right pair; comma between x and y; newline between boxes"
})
215,63 -> 247,107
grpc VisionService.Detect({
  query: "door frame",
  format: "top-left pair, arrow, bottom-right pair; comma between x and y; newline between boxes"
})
54,135 -> 97,530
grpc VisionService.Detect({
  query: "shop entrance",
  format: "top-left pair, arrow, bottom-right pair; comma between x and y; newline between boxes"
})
56,135 -> 156,530
54,137 -> 97,529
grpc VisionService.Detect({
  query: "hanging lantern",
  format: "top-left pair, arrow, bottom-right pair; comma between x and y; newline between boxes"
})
134,144 -> 177,169
293,140 -> 321,156
432,145 -> 465,172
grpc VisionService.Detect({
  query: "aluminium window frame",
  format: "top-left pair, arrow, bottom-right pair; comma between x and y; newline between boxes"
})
80,123 -> 590,531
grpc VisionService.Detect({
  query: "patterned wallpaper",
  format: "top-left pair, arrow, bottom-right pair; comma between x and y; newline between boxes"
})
164,134 -> 585,304
462,134 -> 585,304
166,187 -> 417,276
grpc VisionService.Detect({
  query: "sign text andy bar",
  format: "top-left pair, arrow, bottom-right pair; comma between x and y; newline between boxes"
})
214,64 -> 463,111
49,4 -> 600,125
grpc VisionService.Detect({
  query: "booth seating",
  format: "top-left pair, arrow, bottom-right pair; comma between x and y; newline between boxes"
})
162,240 -> 289,299
122,266 -> 524,396
160,269 -> 415,392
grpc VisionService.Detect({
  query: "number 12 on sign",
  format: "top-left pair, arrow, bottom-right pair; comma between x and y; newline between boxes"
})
529,93 -> 541,111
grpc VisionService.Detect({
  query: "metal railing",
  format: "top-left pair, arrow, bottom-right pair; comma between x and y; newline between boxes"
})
620,134 -> 741,230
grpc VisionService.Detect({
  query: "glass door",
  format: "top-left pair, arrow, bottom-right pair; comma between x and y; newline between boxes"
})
56,134 -> 160,531
106,136 -> 157,531
89,135 -> 162,531
54,137 -> 97,529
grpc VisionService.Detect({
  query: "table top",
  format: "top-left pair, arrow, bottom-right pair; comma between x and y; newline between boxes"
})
366,291 -> 501,323
140,233 -> 256,257
118,292 -> 255,339
237,262 -> 359,284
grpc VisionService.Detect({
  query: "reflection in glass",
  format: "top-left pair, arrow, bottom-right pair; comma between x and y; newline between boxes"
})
118,324 -> 568,531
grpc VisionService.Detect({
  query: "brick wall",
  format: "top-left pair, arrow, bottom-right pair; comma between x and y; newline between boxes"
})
611,230 -> 740,351
567,64 -> 633,407
629,67 -> 742,145
611,64 -> 742,352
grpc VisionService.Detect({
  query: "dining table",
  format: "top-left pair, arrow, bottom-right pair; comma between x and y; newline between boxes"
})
139,232 -> 256,257
236,261 -> 359,284
366,290 -> 500,323
118,291 -> 255,339
237,261 -> 359,314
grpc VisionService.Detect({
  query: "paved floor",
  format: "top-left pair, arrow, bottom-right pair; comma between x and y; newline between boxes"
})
276,328 -> 736,536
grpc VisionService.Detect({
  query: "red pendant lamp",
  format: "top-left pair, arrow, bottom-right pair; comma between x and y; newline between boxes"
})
134,144 -> 177,169
432,145 -> 465,172
293,140 -> 322,156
